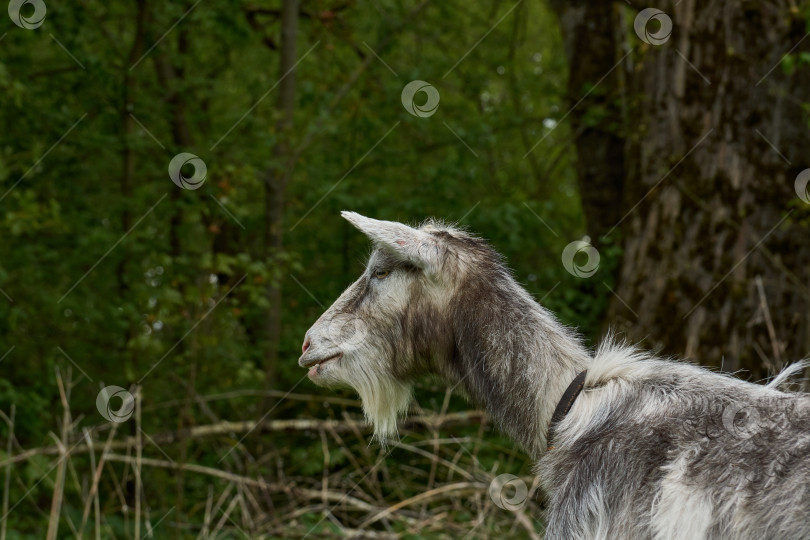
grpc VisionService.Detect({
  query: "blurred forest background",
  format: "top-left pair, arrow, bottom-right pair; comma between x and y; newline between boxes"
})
1,0 -> 809,538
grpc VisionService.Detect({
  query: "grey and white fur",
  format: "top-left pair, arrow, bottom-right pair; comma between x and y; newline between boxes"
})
298,212 -> 810,539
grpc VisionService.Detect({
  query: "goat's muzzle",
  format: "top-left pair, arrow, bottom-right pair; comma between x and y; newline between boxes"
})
298,346 -> 343,381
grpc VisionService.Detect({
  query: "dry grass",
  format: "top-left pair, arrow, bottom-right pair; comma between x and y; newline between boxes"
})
0,371 -> 545,539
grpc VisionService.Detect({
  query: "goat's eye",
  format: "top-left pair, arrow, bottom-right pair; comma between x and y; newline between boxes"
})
374,269 -> 390,279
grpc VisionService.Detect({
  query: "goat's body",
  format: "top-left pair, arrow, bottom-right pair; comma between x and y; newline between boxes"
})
541,346 -> 810,539
301,213 -> 810,539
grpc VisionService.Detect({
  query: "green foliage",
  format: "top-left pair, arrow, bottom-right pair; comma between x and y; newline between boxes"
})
0,0 -> 612,536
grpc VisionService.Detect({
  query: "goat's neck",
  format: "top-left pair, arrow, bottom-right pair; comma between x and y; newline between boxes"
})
445,286 -> 590,459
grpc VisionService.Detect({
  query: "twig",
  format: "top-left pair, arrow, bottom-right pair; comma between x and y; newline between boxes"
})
240,484 -> 263,530
237,484 -> 254,532
320,429 -> 330,509
391,440 -> 475,481
329,417 -> 382,501
0,412 -> 488,468
513,510 -> 542,540
46,368 -> 70,540
210,493 -> 240,538
424,389 -> 453,515
293,490 -> 415,523
755,276 -> 783,369
147,389 -> 360,412
358,482 -> 488,528
134,388 -> 142,540
197,485 -> 214,540
78,424 -> 118,539
103,460 -> 128,517
333,529 -> 398,539
104,454 -> 278,489
209,482 -> 234,527
90,432 -> 100,540
1,405 -> 15,540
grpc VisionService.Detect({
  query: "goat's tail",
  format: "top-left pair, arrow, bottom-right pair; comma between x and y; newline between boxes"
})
766,359 -> 810,390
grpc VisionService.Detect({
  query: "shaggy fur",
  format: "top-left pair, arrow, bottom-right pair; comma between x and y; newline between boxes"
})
299,212 -> 810,539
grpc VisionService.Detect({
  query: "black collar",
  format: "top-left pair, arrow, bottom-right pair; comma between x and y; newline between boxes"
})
546,370 -> 588,451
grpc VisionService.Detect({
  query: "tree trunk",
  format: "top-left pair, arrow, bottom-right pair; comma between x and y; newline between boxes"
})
557,1 -> 810,380
153,18 -> 197,537
550,0 -> 626,239
262,0 -> 299,393
119,0 -> 147,364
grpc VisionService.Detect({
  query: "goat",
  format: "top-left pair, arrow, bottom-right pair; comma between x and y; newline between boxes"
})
298,211 -> 810,539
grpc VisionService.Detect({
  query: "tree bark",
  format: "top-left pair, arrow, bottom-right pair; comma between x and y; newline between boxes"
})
556,1 -> 810,380
119,0 -> 147,364
262,0 -> 299,393
550,0 -> 626,239
153,15 -> 197,537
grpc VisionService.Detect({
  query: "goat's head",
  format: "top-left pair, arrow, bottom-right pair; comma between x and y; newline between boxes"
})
299,211 -> 494,439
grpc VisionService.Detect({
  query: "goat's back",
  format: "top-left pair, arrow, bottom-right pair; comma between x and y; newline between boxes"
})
538,347 -> 810,539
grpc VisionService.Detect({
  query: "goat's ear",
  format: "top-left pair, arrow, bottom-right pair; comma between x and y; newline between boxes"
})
341,211 -> 440,272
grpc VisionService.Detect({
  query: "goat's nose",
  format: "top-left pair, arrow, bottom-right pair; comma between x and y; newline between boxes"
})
302,337 -> 311,354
